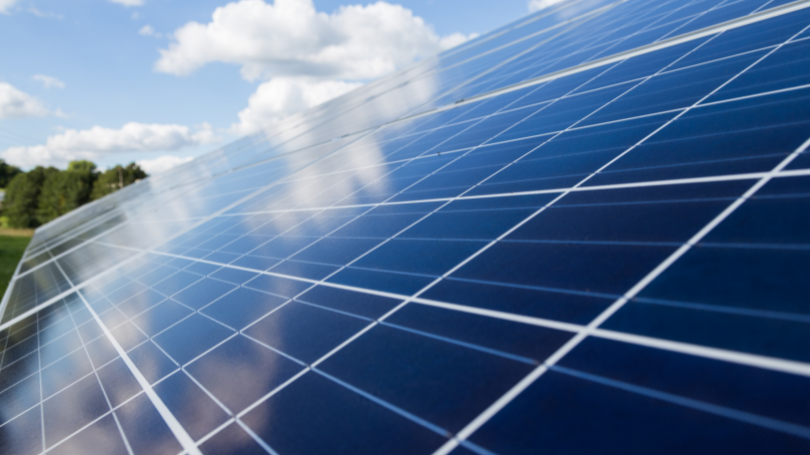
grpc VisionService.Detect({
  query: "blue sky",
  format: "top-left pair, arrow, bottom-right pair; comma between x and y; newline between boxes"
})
0,0 -> 549,174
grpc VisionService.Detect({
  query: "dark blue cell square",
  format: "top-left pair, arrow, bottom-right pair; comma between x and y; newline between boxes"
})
117,393 -> 183,455
127,341 -> 178,384
243,274 -> 312,298
290,237 -> 382,266
153,371 -> 230,441
702,195 -> 810,246
0,406 -> 42,455
43,374 -> 109,448
638,245 -> 810,315
319,324 -> 534,433
352,239 -> 486,276
131,299 -> 193,337
559,337 -> 810,428
202,287 -> 288,330
508,199 -> 727,242
297,285 -> 401,319
241,372 -> 448,455
199,422 -> 266,455
468,370 -> 810,455
603,300 -> 810,363
153,314 -> 235,366
152,271 -> 205,297
48,414 -> 128,455
386,303 -> 573,363
186,335 -> 304,414
244,302 -> 368,364
453,241 -> 675,296
171,278 -> 238,310
116,289 -> 167,318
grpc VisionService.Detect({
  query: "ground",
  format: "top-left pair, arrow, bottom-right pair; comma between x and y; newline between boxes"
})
0,230 -> 32,300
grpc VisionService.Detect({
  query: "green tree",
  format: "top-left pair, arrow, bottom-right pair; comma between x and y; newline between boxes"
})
4,166 -> 59,228
36,161 -> 98,225
90,162 -> 147,201
67,160 -> 97,173
0,160 -> 22,189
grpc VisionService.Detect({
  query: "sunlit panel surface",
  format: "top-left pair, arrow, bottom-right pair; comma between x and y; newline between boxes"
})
4,0 -> 810,453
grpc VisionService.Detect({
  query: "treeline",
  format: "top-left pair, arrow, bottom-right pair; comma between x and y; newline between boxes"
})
1,160 -> 147,228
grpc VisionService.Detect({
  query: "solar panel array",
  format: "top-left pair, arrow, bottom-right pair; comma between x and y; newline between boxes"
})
3,0 -> 810,453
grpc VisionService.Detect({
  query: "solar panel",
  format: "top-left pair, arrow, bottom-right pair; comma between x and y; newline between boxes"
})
3,0 -> 810,453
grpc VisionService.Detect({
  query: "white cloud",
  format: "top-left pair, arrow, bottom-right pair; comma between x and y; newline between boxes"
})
108,0 -> 144,6
139,25 -> 161,37
33,74 -> 66,89
0,0 -> 17,14
1,122 -> 217,168
231,77 -> 361,135
528,0 -> 567,13
137,155 -> 193,174
155,0 -> 474,81
0,82 -> 50,118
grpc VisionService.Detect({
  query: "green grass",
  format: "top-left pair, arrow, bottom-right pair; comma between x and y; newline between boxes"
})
0,235 -> 31,299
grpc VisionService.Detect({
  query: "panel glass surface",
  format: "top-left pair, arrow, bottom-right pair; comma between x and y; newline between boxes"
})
3,1 -> 810,454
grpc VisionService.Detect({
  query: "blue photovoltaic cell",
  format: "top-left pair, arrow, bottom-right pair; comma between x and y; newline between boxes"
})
3,0 -> 810,454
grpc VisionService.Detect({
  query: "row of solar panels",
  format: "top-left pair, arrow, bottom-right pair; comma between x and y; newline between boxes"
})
2,0 -> 810,454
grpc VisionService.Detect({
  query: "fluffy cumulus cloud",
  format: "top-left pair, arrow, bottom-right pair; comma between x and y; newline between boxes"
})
1,122 -> 217,169
137,155 -> 194,174
155,0 -> 473,81
156,0 -> 474,134
232,77 -> 361,134
0,82 -> 50,118
528,0 -> 567,13
33,74 -> 66,89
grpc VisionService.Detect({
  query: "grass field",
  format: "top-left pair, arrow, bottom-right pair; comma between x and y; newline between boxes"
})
0,233 -> 32,300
